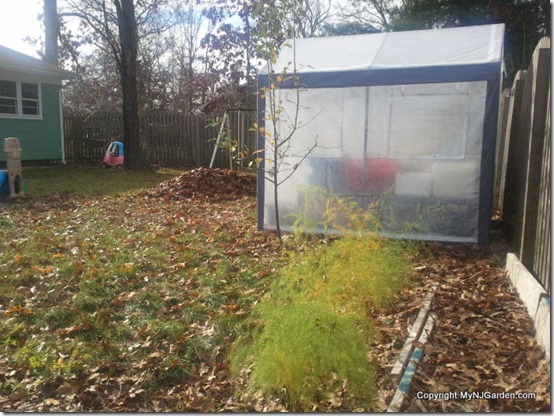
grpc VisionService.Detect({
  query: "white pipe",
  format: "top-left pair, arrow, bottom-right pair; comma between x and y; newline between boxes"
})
59,88 -> 66,164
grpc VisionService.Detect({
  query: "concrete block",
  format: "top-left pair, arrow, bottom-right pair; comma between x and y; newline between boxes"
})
505,253 -> 550,358
534,297 -> 550,359
505,253 -> 546,317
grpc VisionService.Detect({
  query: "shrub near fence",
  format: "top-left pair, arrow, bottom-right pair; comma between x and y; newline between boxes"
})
495,37 -> 551,293
64,110 -> 257,169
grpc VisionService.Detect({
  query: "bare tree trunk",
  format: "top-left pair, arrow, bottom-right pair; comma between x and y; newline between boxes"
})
43,0 -> 59,65
113,0 -> 141,169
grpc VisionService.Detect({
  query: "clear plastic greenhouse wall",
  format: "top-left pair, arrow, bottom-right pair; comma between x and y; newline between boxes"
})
256,24 -> 505,243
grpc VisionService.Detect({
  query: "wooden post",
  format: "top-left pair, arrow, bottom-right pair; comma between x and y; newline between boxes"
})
501,71 -> 526,238
533,88 -> 551,292
4,137 -> 24,198
494,89 -> 512,212
520,40 -> 551,268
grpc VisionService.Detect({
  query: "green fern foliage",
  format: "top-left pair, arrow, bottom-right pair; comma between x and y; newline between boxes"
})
230,194 -> 416,410
238,302 -> 375,408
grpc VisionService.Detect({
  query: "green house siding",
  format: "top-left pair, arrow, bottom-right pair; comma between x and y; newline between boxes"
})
0,83 -> 63,162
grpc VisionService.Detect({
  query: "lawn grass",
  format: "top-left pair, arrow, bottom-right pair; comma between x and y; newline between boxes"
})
0,165 -> 281,411
22,165 -> 180,196
1,165 -> 416,412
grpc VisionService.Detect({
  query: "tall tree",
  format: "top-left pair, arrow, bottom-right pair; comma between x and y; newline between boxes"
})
43,0 -> 60,65
62,0 -> 171,168
113,0 -> 141,168
338,0 -> 394,32
250,0 -> 334,42
63,47 -> 122,114
172,3 -> 206,111
322,20 -> 380,36
388,0 -> 551,81
202,1 -> 259,99
289,0 -> 334,38
201,0 -> 335,111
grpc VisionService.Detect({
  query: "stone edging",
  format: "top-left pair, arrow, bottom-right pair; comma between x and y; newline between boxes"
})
505,253 -> 550,359
387,287 -> 436,412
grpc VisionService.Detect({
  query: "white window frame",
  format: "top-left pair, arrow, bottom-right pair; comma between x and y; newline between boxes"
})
0,79 -> 42,119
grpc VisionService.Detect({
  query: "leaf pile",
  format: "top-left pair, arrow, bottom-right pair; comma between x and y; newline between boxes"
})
144,167 -> 256,202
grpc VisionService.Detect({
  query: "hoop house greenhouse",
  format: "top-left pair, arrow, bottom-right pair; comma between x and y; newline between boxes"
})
257,24 -> 505,243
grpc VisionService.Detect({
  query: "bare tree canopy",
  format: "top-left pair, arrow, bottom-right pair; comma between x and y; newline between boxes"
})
43,0 -> 548,150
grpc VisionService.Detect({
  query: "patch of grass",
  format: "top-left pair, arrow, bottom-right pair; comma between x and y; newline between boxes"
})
0,170 -> 281,411
22,165 -> 180,196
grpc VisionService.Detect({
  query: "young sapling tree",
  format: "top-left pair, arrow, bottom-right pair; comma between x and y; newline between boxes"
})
254,3 -> 318,240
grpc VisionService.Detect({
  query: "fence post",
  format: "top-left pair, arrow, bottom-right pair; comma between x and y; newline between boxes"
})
519,40 -> 551,268
499,37 -> 551,293
494,88 -> 512,212
534,88 -> 551,292
501,70 -> 526,237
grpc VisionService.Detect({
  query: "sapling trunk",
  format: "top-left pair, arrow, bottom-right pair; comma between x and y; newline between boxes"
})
273,157 -> 282,240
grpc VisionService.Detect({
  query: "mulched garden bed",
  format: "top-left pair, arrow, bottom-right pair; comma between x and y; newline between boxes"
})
371,236 -> 550,412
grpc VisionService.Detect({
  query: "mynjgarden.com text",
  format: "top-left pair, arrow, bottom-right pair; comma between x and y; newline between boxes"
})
416,391 -> 537,401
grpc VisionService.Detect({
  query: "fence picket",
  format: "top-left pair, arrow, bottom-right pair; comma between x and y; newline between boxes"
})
495,37 -> 551,292
64,110 -> 257,170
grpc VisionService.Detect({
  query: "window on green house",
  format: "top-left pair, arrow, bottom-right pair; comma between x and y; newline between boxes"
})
0,80 -> 41,117
0,80 -> 17,114
21,83 -> 39,115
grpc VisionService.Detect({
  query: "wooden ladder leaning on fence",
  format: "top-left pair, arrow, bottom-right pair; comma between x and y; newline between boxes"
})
209,111 -> 232,169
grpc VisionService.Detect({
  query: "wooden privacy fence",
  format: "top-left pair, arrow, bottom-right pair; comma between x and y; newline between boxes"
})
64,110 -> 257,169
494,37 -> 551,293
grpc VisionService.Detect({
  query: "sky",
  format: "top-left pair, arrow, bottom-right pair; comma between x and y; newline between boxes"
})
0,0 -> 45,57
0,0 -> 354,60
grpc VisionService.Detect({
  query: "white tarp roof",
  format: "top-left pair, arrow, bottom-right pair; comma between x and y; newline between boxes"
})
263,24 -> 504,73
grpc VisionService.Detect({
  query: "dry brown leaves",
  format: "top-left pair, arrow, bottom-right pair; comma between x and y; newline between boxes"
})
0,172 -> 279,413
144,167 -> 256,202
372,238 -> 550,412
2,168 -> 550,413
